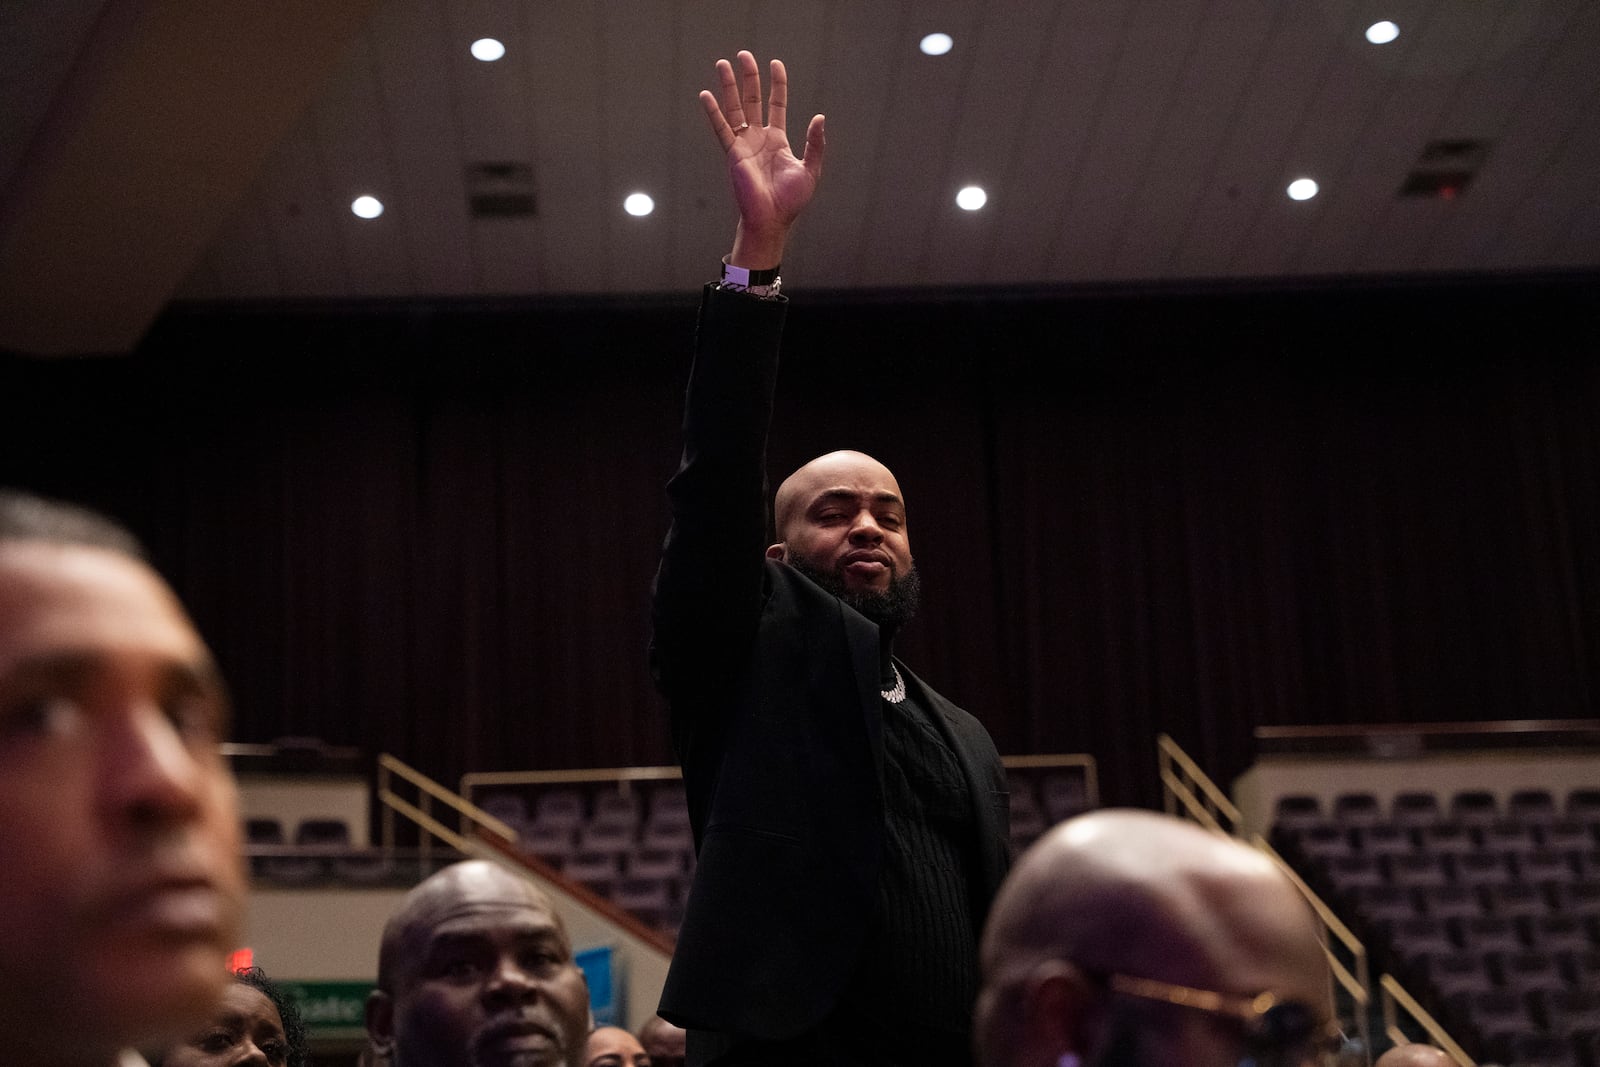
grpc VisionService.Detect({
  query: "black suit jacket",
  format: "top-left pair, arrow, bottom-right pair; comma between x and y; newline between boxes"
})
650,285 -> 1010,1041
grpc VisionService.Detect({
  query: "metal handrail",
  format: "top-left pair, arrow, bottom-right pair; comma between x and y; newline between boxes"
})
377,753 -> 518,873
461,754 -> 1099,809
1379,975 -> 1476,1067
1156,733 -> 1372,1062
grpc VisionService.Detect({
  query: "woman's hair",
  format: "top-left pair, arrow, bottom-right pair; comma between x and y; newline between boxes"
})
152,966 -> 310,1067
234,966 -> 309,1067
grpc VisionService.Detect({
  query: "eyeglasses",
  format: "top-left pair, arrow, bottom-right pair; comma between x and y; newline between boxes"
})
1099,972 -> 1355,1067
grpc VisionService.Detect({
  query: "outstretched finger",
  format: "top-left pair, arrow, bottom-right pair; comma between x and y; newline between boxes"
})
767,59 -> 789,136
801,113 -> 826,178
713,58 -> 745,131
734,50 -> 763,127
700,90 -> 738,152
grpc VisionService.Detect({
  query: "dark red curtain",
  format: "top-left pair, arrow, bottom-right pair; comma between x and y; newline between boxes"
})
4,273 -> 1597,806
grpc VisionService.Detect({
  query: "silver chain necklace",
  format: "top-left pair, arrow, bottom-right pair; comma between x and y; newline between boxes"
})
881,664 -> 906,704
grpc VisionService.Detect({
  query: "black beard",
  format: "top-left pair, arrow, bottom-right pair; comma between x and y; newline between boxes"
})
788,556 -> 922,631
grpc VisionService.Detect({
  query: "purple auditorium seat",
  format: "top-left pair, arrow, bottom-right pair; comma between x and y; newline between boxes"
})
1298,825 -> 1356,863
1387,916 -> 1456,962
563,850 -> 621,896
1503,1033 -> 1578,1067
626,846 -> 686,881
1482,820 -> 1539,855
646,783 -> 688,821
591,789 -> 641,830
1425,951 -> 1497,999
1564,789 -> 1600,825
1550,882 -> 1600,917
1039,772 -> 1090,823
1325,854 -> 1385,891
1351,885 -> 1421,925
1575,850 -> 1600,880
577,821 -> 637,858
640,821 -> 694,852
520,824 -> 576,867
1538,820 -> 1593,852
1487,884 -> 1552,920
1388,853 -> 1451,889
1449,989 -> 1534,1049
1418,884 -> 1486,920
531,788 -> 586,831
1449,790 -> 1501,828
1526,915 -> 1593,953
1564,949 -> 1600,988
1009,787 -> 1047,847
1360,824 -> 1416,857
1391,791 -> 1443,828
1272,794 -> 1325,834
1537,988 -> 1600,1036
1517,850 -> 1577,886
613,876 -> 673,918
1333,792 -> 1384,829
1497,950 -> 1569,996
1419,822 -> 1476,857
1453,915 -> 1524,953
1453,851 -> 1518,887
478,791 -> 530,828
1508,789 -> 1558,825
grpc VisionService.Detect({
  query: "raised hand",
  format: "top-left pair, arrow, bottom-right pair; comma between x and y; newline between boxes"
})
700,50 -> 826,269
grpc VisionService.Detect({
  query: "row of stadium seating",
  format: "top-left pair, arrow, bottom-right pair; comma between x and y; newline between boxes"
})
1273,787 -> 1600,1067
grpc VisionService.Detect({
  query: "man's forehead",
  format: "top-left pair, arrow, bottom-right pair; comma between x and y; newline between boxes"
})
786,458 -> 902,504
426,898 -> 560,930
0,544 -> 208,677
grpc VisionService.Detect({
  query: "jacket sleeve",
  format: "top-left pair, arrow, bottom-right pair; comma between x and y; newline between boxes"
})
649,285 -> 789,727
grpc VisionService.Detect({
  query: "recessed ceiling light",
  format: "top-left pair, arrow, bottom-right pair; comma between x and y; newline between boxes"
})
351,195 -> 384,219
956,185 -> 987,211
623,192 -> 655,217
1286,178 -> 1319,201
471,38 -> 506,62
1365,21 -> 1400,45
920,33 -> 954,56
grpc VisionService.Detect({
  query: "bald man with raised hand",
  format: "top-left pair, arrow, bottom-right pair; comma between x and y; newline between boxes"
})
975,809 -> 1345,1067
365,860 -> 591,1067
649,48 -> 1009,1067
0,490 -> 246,1067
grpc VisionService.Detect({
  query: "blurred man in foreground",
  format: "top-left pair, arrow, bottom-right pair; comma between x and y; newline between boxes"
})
0,490 -> 246,1067
975,809 -> 1342,1067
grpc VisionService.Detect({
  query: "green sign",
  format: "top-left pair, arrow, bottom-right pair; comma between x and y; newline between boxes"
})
280,981 -> 373,1037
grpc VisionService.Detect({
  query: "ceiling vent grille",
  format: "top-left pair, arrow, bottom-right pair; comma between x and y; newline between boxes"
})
467,162 -> 536,218
1398,139 -> 1490,199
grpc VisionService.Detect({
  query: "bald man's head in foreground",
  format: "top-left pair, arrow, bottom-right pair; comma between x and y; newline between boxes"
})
975,809 -> 1338,1067
366,860 -> 590,1067
1374,1042 -> 1457,1067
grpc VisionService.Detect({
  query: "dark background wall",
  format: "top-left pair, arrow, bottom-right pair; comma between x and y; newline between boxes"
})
4,272 -> 1598,807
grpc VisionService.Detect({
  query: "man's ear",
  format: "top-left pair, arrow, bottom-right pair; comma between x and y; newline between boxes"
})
366,990 -> 396,1057
765,542 -> 786,560
1026,963 -> 1102,1067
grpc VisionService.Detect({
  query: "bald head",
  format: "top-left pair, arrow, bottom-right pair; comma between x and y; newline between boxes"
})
637,1014 -> 686,1066
772,450 -> 904,545
377,860 -> 566,992
585,1025 -> 649,1067
1375,1044 -> 1458,1067
975,810 -> 1330,1067
368,860 -> 591,1067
